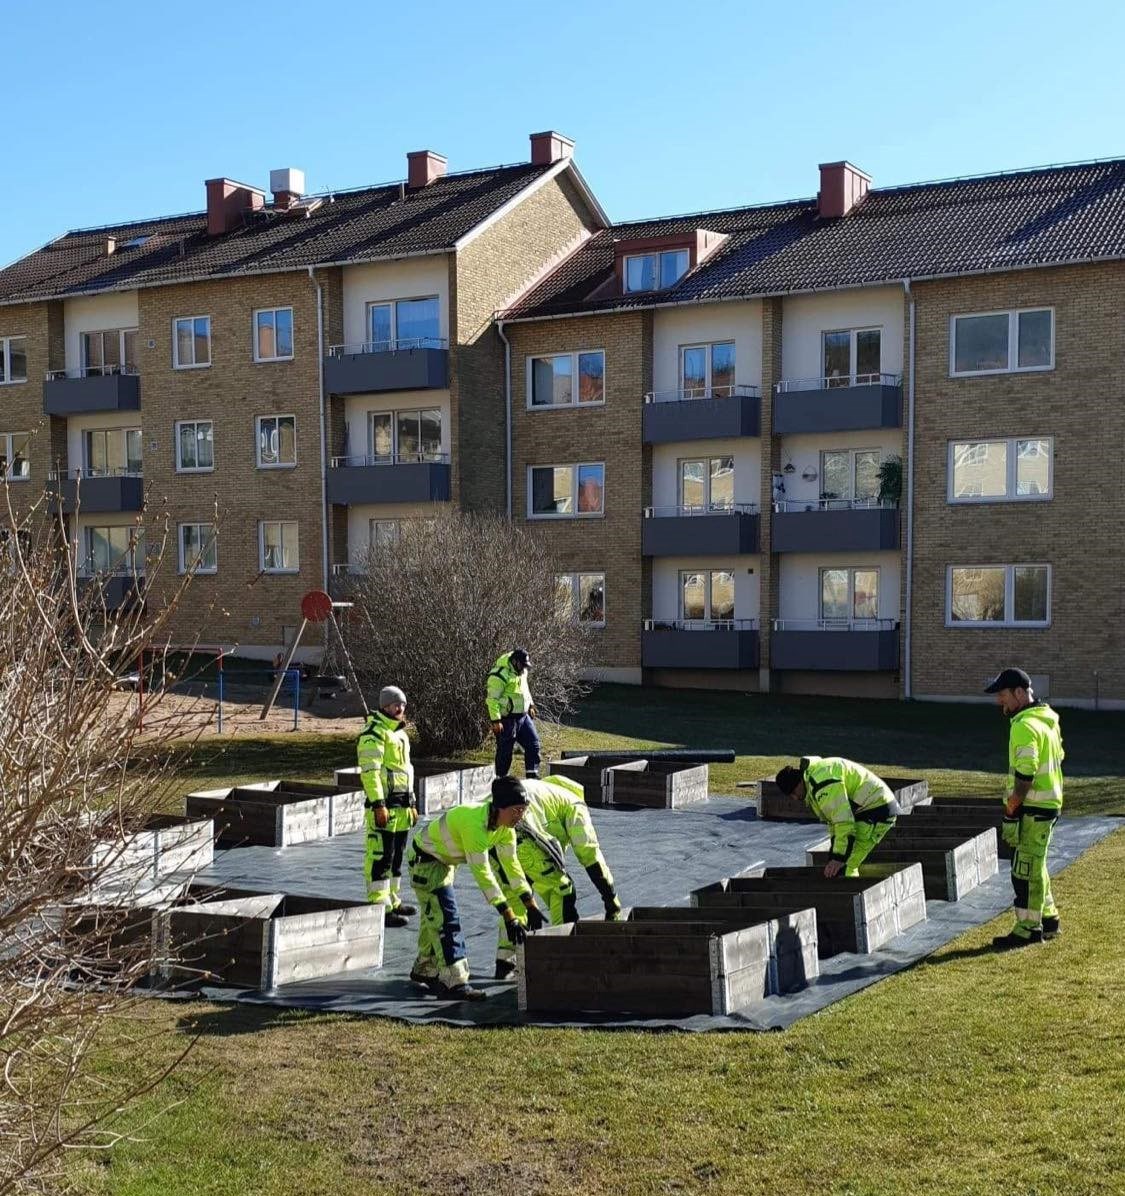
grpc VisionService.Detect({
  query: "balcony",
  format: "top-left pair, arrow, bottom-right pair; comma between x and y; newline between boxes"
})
47,470 -> 144,515
78,572 -> 146,612
771,499 -> 898,552
642,504 -> 759,556
43,367 -> 140,416
326,454 -> 451,505
773,373 -> 902,434
642,384 -> 761,443
642,619 -> 760,669
324,339 -> 449,395
770,619 -> 899,671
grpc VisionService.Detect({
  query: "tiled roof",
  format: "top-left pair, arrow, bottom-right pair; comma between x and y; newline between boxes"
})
504,158 -> 1125,319
0,163 -> 553,305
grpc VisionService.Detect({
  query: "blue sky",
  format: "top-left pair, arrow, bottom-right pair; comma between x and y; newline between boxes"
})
1,0 -> 1122,266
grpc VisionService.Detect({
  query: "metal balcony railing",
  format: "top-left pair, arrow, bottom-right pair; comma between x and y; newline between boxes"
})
772,618 -> 897,631
773,497 -> 896,513
645,502 -> 757,518
46,365 -> 139,380
775,372 -> 900,394
327,337 -> 447,357
78,564 -> 145,580
49,467 -> 143,481
330,452 -> 449,468
331,562 -> 367,578
644,383 -> 760,404
645,618 -> 759,632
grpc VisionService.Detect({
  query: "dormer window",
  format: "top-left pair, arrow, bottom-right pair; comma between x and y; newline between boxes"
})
623,249 -> 690,294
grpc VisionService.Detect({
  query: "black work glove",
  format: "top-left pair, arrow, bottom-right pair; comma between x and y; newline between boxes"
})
501,911 -> 527,945
521,895 -> 547,931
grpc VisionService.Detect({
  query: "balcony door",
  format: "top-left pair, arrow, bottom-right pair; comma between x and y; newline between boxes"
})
679,342 -> 735,399
368,408 -> 442,463
680,569 -> 735,626
679,456 -> 734,512
84,427 -> 142,477
820,448 -> 880,505
81,329 -> 138,376
367,297 -> 440,352
819,566 -> 879,623
822,328 -> 880,387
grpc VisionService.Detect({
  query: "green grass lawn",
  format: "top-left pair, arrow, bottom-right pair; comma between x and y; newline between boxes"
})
68,688 -> 1125,1195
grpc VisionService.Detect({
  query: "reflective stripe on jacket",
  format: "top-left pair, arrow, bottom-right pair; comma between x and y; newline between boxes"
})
413,803 -> 530,907
1008,702 -> 1064,811
801,755 -> 894,858
357,710 -> 414,807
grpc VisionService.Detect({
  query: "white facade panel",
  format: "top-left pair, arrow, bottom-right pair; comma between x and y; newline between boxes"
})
652,301 -> 762,394
341,257 -> 450,349
780,286 -> 904,382
63,292 -> 140,371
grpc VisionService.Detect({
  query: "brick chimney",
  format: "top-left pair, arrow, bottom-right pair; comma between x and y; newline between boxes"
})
205,178 -> 265,236
818,161 -> 871,218
407,150 -> 447,190
530,130 -> 575,166
270,167 -> 305,210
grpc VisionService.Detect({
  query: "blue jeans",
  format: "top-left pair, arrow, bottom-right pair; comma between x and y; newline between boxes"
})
495,713 -> 540,777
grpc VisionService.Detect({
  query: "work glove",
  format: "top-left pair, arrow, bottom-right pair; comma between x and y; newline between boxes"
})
491,720 -> 504,736
408,806 -> 418,826
500,910 -> 527,945
1001,816 -> 1020,849
586,863 -> 622,920
373,804 -> 389,829
521,895 -> 547,931
528,705 -> 538,719
822,859 -> 845,878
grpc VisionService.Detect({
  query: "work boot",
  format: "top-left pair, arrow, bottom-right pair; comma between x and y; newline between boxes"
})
993,928 -> 1044,951
409,968 -> 444,994
445,983 -> 488,1002
1042,916 -> 1061,940
395,902 -> 418,917
494,959 -> 517,981
384,911 -> 409,928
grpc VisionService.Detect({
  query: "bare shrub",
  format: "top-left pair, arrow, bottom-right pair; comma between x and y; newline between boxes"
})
342,513 -> 596,756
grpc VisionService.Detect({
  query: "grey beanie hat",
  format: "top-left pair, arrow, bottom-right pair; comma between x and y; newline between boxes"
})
379,685 -> 407,708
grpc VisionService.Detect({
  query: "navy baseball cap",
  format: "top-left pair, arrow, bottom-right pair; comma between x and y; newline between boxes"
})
984,667 -> 1032,693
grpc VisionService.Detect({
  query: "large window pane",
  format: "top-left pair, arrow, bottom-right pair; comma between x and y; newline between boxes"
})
532,466 -> 573,515
710,457 -> 734,509
395,297 -> 439,347
660,250 -> 689,288
1015,439 -> 1050,496
419,409 -> 442,460
823,331 -> 850,384
822,451 -> 850,501
1014,566 -> 1049,622
1017,310 -> 1052,368
8,338 -> 27,382
856,329 -> 881,379
193,318 -> 210,365
103,332 -> 121,372
681,572 -> 706,620
710,571 -> 735,621
275,308 -> 293,358
125,429 -> 142,474
555,574 -> 576,620
681,347 -> 706,395
83,332 -> 104,373
625,255 -> 657,293
680,460 -> 705,510
853,570 -> 879,619
954,314 -> 1009,373
579,574 -> 605,625
950,567 -> 1006,622
86,431 -> 108,475
820,568 -> 849,620
953,441 -> 1007,499
369,304 -> 392,350
577,464 -> 604,513
855,450 -> 881,502
256,310 -> 276,359
533,355 -> 571,406
370,412 -> 393,460
578,352 -> 604,404
711,342 -> 736,396
123,330 -> 137,370
396,411 -> 421,459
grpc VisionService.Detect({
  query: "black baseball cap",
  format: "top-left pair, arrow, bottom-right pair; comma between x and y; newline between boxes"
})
984,667 -> 1032,694
775,766 -> 803,795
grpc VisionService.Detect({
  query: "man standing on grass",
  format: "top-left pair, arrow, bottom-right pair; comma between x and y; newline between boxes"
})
485,647 -> 540,779
774,756 -> 898,877
357,686 -> 418,928
985,667 -> 1064,950
406,776 -> 547,1001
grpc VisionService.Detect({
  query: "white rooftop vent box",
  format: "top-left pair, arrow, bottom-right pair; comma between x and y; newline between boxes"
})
270,168 -> 305,197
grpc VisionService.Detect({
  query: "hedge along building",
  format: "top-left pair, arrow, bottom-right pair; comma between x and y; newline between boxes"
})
0,132 -> 607,658
499,157 -> 1125,707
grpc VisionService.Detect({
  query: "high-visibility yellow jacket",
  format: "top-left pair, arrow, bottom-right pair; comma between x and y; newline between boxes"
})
357,710 -> 414,807
1008,703 -> 1064,812
412,803 -> 531,908
801,755 -> 894,858
485,652 -> 533,721
520,775 -> 612,877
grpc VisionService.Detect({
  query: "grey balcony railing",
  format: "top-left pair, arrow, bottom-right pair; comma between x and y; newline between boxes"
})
772,618 -> 897,631
773,497 -> 896,513
49,467 -> 143,481
644,383 -> 760,404
645,618 -> 759,632
645,502 -> 758,518
327,337 -> 447,357
330,452 -> 449,468
46,365 -> 139,380
331,562 -> 367,578
775,372 -> 900,393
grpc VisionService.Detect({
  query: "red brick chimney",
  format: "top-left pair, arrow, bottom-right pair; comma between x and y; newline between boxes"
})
407,151 -> 447,190
205,178 -> 265,236
818,161 -> 871,218
530,131 -> 575,166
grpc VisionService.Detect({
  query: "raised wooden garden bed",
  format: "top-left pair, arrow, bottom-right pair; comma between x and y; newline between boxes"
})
545,756 -> 647,806
87,813 -> 214,891
755,776 -> 929,821
184,783 -> 358,847
335,760 -> 494,817
516,906 -> 817,1016
907,800 -> 1011,857
690,864 -> 927,956
604,761 -> 710,809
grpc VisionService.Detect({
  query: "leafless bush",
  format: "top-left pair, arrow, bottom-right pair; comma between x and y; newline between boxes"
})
0,494 -> 202,1193
342,513 -> 597,755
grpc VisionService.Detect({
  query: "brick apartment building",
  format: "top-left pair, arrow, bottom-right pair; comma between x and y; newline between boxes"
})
1,144 -> 1123,706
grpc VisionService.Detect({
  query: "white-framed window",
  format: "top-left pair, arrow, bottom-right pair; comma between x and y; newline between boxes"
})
84,428 -> 142,477
253,307 -> 294,362
175,420 -> 214,472
680,569 -> 735,624
947,564 -> 1051,627
623,249 -> 690,294
81,328 -> 138,376
528,463 -> 604,518
951,308 -> 1053,376
679,456 -> 734,511
367,296 -> 441,351
820,448 -> 881,503
259,521 -> 299,573
172,316 -> 211,368
680,342 -> 736,398
822,327 -> 881,386
178,523 -> 217,574
256,415 -> 297,468
529,351 -> 605,408
948,438 -> 1052,503
0,432 -> 31,481
0,336 -> 28,385
367,408 -> 443,462
83,525 -> 144,575
369,519 -> 399,549
556,572 -> 606,627
820,567 -> 880,622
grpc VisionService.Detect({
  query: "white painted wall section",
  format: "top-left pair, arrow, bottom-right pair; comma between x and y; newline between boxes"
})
777,553 -> 900,622
651,440 -> 762,509
345,502 -> 451,566
340,258 -> 450,349
63,292 -> 140,370
652,301 -> 762,394
780,287 -> 903,381
651,558 -> 761,622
